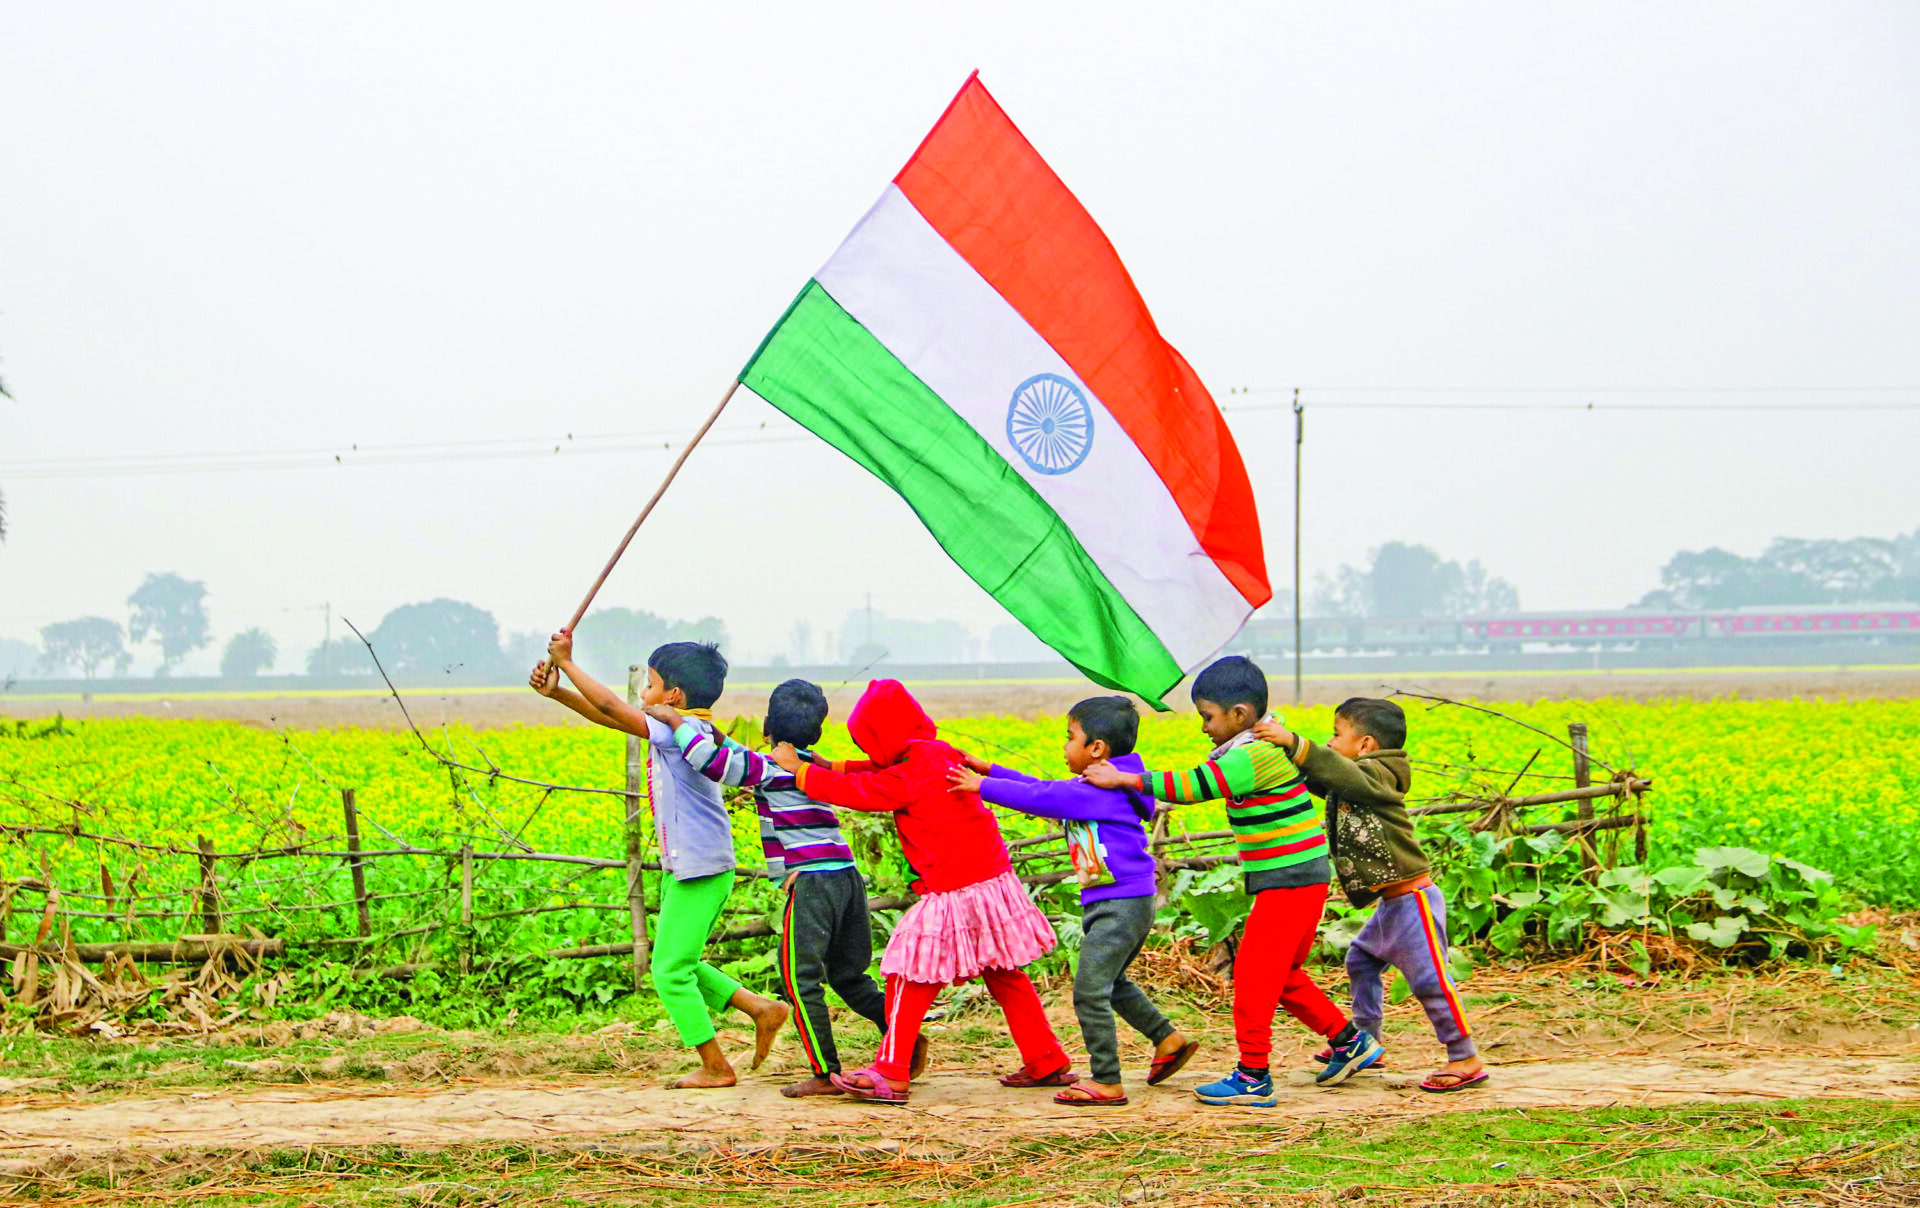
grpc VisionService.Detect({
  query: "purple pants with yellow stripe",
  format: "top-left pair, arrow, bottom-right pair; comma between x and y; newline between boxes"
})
1346,884 -> 1476,1061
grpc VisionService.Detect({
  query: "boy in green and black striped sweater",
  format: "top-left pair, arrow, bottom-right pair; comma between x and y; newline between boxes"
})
1084,656 -> 1380,1105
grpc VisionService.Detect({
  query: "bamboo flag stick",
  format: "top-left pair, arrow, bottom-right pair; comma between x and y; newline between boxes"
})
564,381 -> 741,632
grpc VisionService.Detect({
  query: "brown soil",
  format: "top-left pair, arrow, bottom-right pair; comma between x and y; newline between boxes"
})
10,665 -> 1920,729
0,1055 -> 1913,1165
3,965 -> 1916,1166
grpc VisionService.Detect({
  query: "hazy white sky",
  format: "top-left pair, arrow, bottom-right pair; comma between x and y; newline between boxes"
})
3,2 -> 1917,672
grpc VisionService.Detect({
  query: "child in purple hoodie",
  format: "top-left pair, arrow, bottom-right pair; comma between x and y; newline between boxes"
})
950,696 -> 1199,1107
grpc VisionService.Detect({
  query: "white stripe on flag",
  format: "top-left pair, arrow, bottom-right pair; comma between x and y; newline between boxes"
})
814,185 -> 1252,671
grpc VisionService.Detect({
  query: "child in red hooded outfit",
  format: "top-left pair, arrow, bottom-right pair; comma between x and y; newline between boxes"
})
769,679 -> 1071,1103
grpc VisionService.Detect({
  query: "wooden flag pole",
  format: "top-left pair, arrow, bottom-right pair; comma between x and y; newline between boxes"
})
564,380 -> 741,632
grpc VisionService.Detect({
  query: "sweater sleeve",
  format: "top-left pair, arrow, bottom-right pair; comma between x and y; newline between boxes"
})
1292,737 -> 1403,807
979,775 -> 1111,822
795,761 -> 914,813
987,764 -> 1042,784
1140,742 -> 1299,803
673,723 -> 780,789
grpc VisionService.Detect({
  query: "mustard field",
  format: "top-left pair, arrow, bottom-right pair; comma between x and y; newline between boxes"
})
3,697 -> 1914,906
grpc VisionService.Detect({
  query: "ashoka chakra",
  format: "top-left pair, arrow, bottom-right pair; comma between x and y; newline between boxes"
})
1005,373 -> 1094,476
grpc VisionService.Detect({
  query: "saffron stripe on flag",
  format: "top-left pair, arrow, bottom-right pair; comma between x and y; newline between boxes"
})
894,76 -> 1269,608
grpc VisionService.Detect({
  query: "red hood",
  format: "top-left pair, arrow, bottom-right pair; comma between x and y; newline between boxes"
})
846,679 -> 938,766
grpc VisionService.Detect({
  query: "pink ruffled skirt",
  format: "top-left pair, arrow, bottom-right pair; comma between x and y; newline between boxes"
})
880,868 -> 1057,985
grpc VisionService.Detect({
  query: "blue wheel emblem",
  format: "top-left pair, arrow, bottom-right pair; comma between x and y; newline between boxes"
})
1006,373 -> 1094,475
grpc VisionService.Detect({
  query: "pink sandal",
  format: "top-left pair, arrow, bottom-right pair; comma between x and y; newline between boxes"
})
1419,1069 -> 1488,1093
831,1065 -> 910,1104
1054,1080 -> 1129,1107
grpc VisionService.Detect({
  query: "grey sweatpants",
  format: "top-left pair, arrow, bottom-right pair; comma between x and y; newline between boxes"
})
1346,884 -> 1476,1062
780,866 -> 888,1075
1074,894 -> 1176,1083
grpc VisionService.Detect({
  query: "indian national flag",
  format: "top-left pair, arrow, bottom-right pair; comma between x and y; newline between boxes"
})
740,74 -> 1270,704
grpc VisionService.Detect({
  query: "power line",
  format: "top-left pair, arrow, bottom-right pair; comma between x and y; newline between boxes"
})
0,427 -> 814,480
5,390 -> 1919,480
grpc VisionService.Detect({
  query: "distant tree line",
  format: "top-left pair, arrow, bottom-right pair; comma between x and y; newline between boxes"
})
11,527 -> 1916,684
1637,528 -> 1920,610
1312,542 -> 1521,618
11,576 -> 727,684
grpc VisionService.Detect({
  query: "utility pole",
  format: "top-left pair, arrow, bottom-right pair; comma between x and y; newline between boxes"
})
1293,390 -> 1304,705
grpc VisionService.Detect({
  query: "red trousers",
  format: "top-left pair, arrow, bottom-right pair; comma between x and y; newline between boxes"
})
871,968 -> 1069,1083
1234,882 -> 1348,1070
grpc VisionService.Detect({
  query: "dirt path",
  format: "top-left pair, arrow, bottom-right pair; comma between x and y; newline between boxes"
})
2,1055 -> 1914,1164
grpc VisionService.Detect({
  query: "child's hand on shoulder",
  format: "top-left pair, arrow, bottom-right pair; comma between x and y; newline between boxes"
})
546,629 -> 574,663
769,743 -> 803,774
643,702 -> 684,728
1080,759 -> 1138,790
947,764 -> 985,794
1251,716 -> 1295,748
529,660 -> 559,697
962,752 -> 991,774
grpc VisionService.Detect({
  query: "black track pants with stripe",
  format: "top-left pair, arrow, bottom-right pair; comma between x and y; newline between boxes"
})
779,865 -> 888,1075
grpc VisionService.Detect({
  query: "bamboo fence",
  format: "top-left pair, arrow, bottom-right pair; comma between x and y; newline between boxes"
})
0,688 -> 1649,983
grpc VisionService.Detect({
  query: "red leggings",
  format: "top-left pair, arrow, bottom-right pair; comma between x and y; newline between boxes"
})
1234,882 -> 1348,1070
872,968 -> 1069,1083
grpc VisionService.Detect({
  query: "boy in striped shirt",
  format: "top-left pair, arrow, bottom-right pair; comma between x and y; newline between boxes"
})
1083,656 -> 1380,1105
647,679 -> 920,1098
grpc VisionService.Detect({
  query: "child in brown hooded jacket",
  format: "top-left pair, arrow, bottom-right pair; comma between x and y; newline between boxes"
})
1255,698 -> 1485,1092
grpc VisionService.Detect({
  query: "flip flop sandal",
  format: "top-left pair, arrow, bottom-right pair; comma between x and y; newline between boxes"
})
1419,1069 -> 1489,1094
999,1066 -> 1077,1088
830,1065 -> 910,1104
909,1034 -> 930,1080
1146,1041 -> 1200,1086
1054,1080 -> 1130,1108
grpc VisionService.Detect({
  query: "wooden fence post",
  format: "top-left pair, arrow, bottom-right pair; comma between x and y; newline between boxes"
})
623,665 -> 652,991
196,835 -> 222,933
1568,722 -> 1598,878
459,842 -> 474,975
342,789 -> 373,938
1149,807 -> 1173,910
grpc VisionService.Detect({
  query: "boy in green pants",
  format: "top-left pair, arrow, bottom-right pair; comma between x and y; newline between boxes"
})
532,631 -> 788,1087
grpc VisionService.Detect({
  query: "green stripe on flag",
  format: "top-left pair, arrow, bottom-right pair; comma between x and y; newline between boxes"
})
743,281 -> 1184,705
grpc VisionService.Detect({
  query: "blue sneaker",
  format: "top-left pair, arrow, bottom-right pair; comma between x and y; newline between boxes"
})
1314,1030 -> 1384,1086
1194,1067 -> 1277,1107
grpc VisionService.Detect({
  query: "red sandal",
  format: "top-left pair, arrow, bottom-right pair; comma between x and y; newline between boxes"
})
999,1065 -> 1076,1088
1146,1041 -> 1200,1086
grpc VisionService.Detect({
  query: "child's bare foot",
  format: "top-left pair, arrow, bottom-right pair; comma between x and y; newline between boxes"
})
727,989 -> 792,1071
752,1003 -> 790,1070
781,1074 -> 843,1098
671,1067 -> 739,1089
676,1039 -> 738,1089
